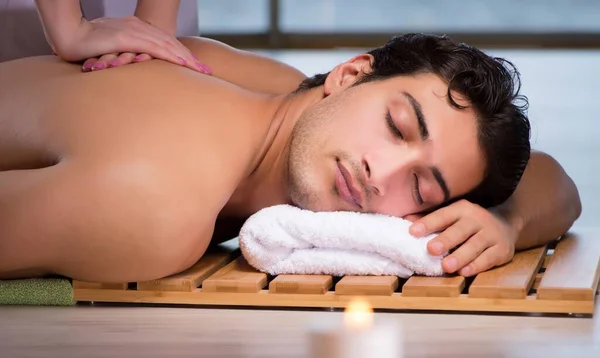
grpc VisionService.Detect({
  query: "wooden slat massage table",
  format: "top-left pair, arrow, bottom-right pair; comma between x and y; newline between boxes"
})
73,228 -> 600,316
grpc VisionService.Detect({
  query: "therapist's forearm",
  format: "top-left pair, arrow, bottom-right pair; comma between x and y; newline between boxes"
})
134,0 -> 181,36
493,151 -> 581,250
34,0 -> 83,53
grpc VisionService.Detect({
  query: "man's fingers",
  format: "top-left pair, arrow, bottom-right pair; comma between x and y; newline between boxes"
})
427,219 -> 478,256
403,213 -> 424,223
409,204 -> 461,237
458,241 -> 515,276
456,245 -> 507,277
441,232 -> 489,274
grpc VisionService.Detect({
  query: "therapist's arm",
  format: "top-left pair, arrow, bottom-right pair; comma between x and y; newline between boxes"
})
34,0 -> 83,55
134,0 -> 181,37
179,37 -> 308,95
34,0 -> 203,71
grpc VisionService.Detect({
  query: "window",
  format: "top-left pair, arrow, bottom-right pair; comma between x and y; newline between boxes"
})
197,0 -> 600,48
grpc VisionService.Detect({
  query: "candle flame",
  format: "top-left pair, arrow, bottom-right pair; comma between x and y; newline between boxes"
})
344,298 -> 374,329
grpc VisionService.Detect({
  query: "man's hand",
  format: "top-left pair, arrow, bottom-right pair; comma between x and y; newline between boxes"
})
408,199 -> 518,276
59,16 -> 211,74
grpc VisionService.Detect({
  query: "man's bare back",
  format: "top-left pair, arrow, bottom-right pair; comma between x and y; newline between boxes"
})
0,55 -> 281,282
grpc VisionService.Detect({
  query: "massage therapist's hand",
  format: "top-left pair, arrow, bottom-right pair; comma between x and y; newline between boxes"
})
408,199 -> 518,276
56,16 -> 210,73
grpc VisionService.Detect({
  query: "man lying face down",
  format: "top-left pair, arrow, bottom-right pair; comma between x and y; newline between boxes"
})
0,33 -> 580,283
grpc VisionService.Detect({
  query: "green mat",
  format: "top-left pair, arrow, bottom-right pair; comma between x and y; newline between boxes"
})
0,278 -> 75,306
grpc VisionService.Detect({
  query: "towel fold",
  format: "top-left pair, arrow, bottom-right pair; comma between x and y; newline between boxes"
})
239,205 -> 447,278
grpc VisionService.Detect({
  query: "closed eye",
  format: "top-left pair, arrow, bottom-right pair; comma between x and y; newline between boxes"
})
386,111 -> 404,139
413,173 -> 424,205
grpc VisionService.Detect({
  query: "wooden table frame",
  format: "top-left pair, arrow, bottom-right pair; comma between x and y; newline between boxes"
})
74,229 -> 600,316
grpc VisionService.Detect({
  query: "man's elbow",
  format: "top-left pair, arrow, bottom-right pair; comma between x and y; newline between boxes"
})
533,150 -> 582,222
551,155 -> 582,223
570,178 -> 583,222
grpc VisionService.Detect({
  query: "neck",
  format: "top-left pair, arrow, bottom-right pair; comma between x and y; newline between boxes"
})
222,87 -> 324,218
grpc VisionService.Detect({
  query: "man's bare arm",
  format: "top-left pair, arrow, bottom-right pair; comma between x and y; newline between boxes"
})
179,37 -> 308,95
412,150 -> 582,276
494,150 -> 582,250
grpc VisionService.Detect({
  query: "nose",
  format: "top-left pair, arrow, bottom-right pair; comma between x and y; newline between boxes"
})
362,148 -> 421,197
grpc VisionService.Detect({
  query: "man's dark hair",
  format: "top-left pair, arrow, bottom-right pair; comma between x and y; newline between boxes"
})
296,33 -> 531,209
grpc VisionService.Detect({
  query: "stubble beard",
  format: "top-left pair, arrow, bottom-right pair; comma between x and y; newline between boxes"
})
286,100 -> 338,212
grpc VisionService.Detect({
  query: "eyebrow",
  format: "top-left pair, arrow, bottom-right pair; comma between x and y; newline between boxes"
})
402,91 -> 429,140
431,167 -> 451,203
401,91 -> 451,202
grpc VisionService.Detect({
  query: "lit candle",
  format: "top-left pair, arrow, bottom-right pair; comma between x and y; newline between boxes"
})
308,298 -> 403,358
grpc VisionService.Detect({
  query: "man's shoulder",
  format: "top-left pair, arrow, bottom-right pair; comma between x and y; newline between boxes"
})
179,36 -> 307,95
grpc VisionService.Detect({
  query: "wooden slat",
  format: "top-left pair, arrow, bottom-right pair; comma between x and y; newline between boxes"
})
335,276 -> 399,296
137,251 -> 233,292
468,246 -> 546,299
269,275 -> 332,294
537,230 -> 600,301
542,253 -> 552,269
201,257 -> 267,293
72,281 -> 127,290
532,274 -> 543,290
401,276 -> 465,297
73,289 -> 596,315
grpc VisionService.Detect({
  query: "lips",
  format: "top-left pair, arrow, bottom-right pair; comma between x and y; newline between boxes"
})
336,162 -> 364,208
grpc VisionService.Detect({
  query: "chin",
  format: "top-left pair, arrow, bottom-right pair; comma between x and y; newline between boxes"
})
290,181 -> 355,213
288,178 -> 339,213
289,189 -> 335,212
302,201 -> 340,213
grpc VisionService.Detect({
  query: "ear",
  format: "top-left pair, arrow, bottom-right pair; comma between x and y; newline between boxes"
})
323,54 -> 374,96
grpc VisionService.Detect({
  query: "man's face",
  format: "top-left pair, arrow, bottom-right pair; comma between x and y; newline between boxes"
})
287,66 -> 486,218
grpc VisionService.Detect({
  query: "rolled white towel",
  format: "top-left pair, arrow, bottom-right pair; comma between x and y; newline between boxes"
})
238,205 -> 447,278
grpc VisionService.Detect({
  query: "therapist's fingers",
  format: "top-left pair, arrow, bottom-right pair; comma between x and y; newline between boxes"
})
82,52 -> 146,72
140,38 -> 208,73
111,52 -> 139,67
171,40 -> 212,74
75,17 -> 210,74
82,58 -> 98,72
134,22 -> 209,73
125,24 -> 210,73
133,53 -> 152,63
92,53 -> 119,71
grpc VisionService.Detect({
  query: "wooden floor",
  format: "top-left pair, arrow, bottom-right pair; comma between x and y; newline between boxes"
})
2,48 -> 600,357
0,304 -> 599,357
